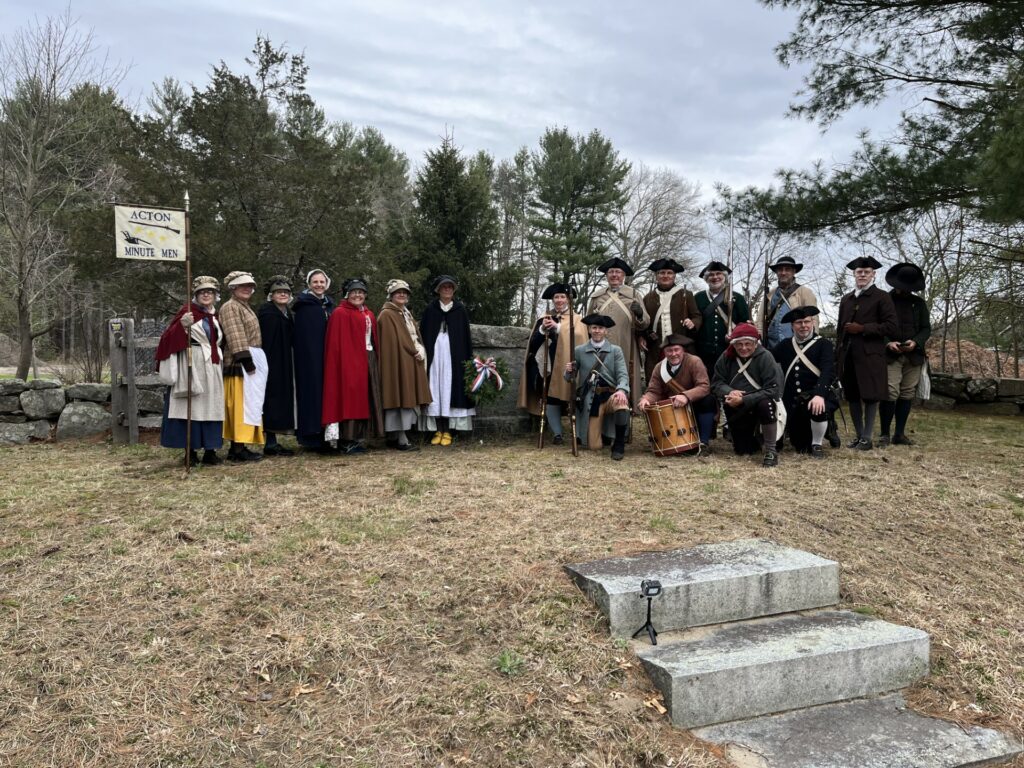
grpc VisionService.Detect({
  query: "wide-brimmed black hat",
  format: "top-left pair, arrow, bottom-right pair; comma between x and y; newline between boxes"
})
661,333 -> 692,350
885,262 -> 926,292
343,278 -> 368,294
598,257 -> 634,276
648,258 -> 685,273
541,283 -> 574,300
846,256 -> 883,271
432,274 -> 458,292
699,261 -> 732,278
769,256 -> 803,273
780,306 -> 820,324
581,313 -> 615,328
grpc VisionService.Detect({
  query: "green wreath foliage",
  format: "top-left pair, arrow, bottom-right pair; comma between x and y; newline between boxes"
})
463,356 -> 511,406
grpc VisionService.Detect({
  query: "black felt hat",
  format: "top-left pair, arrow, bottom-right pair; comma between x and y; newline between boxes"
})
845,256 -> 883,271
597,257 -> 634,276
885,262 -> 926,292
342,278 -> 368,294
581,313 -> 615,328
648,258 -> 685,273
432,274 -> 458,292
699,261 -> 732,278
541,283 -> 574,300
769,255 -> 804,273
780,306 -> 820,324
661,333 -> 692,349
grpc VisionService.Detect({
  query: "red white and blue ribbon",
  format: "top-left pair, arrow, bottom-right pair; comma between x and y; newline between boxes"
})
470,356 -> 504,393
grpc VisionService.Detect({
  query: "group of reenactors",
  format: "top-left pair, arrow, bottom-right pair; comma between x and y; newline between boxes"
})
518,253 -> 931,466
155,251 -> 931,468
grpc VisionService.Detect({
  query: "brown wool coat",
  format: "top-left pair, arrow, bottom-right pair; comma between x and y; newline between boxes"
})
378,302 -> 431,410
642,286 -> 702,382
837,284 -> 899,401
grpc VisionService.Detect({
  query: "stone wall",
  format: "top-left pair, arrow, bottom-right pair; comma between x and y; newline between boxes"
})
0,322 -> 535,445
923,373 -> 1024,416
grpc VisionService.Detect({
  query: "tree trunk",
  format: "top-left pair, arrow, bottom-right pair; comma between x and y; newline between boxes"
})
16,296 -> 33,381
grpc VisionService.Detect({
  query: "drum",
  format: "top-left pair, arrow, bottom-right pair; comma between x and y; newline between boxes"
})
644,399 -> 700,456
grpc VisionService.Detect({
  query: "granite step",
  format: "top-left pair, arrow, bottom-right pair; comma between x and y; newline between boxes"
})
636,610 -> 929,728
564,539 -> 839,638
694,693 -> 1023,768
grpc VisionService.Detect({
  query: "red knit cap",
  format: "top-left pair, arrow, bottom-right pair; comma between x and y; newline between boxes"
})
728,322 -> 761,342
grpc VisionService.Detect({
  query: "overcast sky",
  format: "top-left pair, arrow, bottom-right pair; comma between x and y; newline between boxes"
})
3,0 -> 907,199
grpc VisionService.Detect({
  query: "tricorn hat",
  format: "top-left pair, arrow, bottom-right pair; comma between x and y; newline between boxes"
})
192,275 -> 219,294
885,262 -> 926,292
661,333 -> 692,350
386,278 -> 411,296
224,270 -> 257,288
648,258 -> 685,273
846,256 -> 883,271
343,278 -> 368,295
769,255 -> 804,273
432,274 -> 458,292
581,313 -> 615,328
699,261 -> 732,278
598,257 -> 634,276
265,275 -> 291,294
541,283 -> 574,300
780,306 -> 820,324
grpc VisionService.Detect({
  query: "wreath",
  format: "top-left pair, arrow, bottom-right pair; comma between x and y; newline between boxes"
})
463,356 -> 510,407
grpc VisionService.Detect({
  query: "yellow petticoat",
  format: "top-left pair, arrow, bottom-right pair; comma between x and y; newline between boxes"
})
222,375 -> 265,444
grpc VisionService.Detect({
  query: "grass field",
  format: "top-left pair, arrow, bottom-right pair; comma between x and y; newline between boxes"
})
1,410 -> 1022,767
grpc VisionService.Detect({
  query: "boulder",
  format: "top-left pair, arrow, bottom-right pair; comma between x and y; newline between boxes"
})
136,388 -> 165,414
0,378 -> 28,396
65,383 -> 111,403
965,377 -> 998,403
19,388 -> 66,419
56,401 -> 110,439
28,378 -> 62,390
0,395 -> 22,413
921,394 -> 956,410
997,377 -> 1024,398
929,372 -> 970,399
958,402 -> 1023,417
0,414 -> 27,423
0,420 -> 50,446
138,415 -> 162,429
470,323 -> 531,348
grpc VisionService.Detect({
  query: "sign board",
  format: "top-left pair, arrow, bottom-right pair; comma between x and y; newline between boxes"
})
114,204 -> 187,262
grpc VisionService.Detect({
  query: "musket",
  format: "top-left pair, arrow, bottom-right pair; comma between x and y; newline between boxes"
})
566,276 -> 579,457
761,252 -> 771,339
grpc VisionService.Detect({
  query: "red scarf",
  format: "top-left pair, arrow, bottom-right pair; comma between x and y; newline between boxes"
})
155,303 -> 220,368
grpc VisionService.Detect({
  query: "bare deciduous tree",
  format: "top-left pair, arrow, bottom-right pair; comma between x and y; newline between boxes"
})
0,10 -> 123,379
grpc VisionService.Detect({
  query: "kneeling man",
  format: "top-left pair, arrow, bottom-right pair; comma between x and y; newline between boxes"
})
566,314 -> 631,460
711,323 -> 783,467
637,334 -> 716,452
772,307 -> 838,459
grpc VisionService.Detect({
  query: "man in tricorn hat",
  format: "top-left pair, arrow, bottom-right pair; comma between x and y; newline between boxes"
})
517,283 -> 587,445
695,261 -> 749,378
587,257 -> 650,401
637,333 -> 716,452
879,262 -> 931,446
836,256 -> 898,450
760,255 -> 818,350
640,258 -> 701,384
565,314 -> 631,460
772,306 -> 838,458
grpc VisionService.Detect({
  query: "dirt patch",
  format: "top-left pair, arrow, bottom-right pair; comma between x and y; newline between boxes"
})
0,410 -> 1021,767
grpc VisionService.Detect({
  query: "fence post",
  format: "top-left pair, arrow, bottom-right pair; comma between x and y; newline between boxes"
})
109,318 -> 139,445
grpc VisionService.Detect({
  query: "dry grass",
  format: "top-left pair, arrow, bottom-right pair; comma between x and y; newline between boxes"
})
1,410 -> 1022,767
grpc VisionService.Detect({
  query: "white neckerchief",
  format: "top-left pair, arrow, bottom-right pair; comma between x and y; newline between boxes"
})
654,284 -> 683,341
363,310 -> 373,350
401,305 -> 427,364
439,301 -> 453,313
590,339 -> 607,350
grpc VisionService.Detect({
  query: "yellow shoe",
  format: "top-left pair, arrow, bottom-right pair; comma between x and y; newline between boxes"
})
440,431 -> 453,446
430,431 -> 443,445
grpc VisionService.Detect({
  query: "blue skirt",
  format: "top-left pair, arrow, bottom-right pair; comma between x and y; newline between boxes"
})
159,389 -> 223,450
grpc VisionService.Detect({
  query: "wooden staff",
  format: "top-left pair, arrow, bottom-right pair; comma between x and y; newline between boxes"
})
566,277 -> 578,457
184,190 -> 193,475
537,303 -> 551,449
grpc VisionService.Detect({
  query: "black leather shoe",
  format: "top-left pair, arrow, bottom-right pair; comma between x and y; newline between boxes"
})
263,444 -> 294,457
201,450 -> 222,465
762,449 -> 779,467
856,438 -> 873,451
552,434 -> 564,446
810,444 -> 825,460
827,432 -> 842,448
396,443 -> 420,452
877,435 -> 891,448
893,434 -> 914,445
611,444 -> 625,461
846,437 -> 861,449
